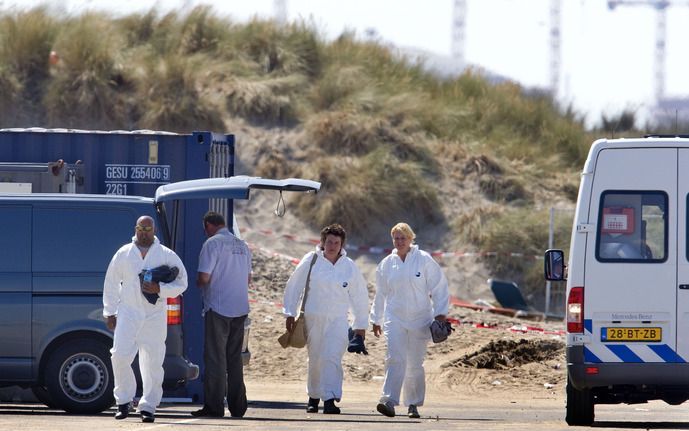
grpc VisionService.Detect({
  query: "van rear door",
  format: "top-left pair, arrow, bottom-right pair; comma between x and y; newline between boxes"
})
154,175 -> 320,242
154,176 -> 321,202
675,149 -> 689,359
586,148 -> 677,363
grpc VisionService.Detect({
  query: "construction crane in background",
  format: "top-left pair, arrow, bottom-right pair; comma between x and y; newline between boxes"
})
273,0 -> 287,25
549,0 -> 561,97
453,0 -> 562,96
608,0 -> 689,107
607,0 -> 671,102
452,0 -> 467,70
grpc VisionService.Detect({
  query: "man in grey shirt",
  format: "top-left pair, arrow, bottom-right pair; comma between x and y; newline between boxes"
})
191,211 -> 251,418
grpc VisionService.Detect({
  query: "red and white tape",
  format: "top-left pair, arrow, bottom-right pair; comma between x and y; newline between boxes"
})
241,227 -> 543,260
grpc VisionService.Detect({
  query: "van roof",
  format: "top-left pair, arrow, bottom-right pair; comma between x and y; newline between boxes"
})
595,136 -> 689,147
586,136 -> 689,174
0,193 -> 153,204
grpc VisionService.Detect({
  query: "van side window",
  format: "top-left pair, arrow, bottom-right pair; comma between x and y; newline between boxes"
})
596,191 -> 667,262
33,207 -> 137,272
0,206 -> 31,272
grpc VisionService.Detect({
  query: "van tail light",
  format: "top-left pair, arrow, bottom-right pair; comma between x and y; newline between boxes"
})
167,296 -> 182,325
567,286 -> 584,333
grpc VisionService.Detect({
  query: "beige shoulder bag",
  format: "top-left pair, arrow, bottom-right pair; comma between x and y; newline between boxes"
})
278,253 -> 318,349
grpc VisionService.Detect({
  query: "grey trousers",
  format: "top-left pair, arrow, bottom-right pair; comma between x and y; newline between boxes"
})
202,310 -> 247,417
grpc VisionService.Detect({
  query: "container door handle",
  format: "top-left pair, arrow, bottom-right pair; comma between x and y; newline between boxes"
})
680,284 -> 689,290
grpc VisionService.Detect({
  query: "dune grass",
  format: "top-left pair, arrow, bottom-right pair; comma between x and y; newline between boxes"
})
0,6 -> 594,295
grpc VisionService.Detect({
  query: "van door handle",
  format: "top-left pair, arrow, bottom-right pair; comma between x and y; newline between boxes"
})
680,284 -> 689,290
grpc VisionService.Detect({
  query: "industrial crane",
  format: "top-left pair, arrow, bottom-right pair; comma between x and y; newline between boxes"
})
607,0 -> 689,103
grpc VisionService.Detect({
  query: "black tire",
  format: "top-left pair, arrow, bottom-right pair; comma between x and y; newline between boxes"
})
31,385 -> 58,409
565,377 -> 594,426
44,338 -> 114,414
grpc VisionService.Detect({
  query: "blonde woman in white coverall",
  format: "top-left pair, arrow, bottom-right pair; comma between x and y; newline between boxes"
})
283,223 -> 369,415
103,216 -> 188,423
370,222 -> 449,419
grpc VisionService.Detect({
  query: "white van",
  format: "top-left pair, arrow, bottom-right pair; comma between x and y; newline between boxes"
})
544,136 -> 689,425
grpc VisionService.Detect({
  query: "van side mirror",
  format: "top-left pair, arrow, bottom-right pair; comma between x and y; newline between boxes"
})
544,249 -> 566,281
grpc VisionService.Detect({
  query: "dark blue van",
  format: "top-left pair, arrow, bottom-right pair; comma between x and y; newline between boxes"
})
0,177 -> 320,413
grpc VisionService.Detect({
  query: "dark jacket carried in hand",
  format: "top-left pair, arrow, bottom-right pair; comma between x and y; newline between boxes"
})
138,265 -> 180,305
430,319 -> 454,343
347,327 -> 368,355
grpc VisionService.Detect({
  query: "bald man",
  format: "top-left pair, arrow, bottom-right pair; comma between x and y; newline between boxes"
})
103,215 -> 188,423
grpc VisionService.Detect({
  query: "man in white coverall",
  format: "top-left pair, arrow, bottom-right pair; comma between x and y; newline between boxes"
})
283,223 -> 369,414
103,215 -> 188,423
370,222 -> 449,419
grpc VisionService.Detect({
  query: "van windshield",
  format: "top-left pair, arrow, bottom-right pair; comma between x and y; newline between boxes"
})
596,191 -> 667,262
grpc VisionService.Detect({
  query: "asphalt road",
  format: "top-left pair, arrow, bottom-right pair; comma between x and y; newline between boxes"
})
2,381 -> 689,430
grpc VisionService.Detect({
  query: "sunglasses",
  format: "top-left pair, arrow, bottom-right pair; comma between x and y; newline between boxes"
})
135,225 -> 154,232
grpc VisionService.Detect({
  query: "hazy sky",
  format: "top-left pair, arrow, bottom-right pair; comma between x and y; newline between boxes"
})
5,0 -> 688,127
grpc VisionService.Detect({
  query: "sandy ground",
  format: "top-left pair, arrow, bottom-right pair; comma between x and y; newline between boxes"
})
244,248 -> 567,406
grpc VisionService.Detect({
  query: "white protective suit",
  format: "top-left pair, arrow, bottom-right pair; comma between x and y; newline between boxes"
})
103,236 -> 187,414
283,247 -> 369,402
370,244 -> 449,407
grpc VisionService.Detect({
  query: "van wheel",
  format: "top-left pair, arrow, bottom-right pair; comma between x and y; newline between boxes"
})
44,339 -> 114,413
31,385 -> 57,409
565,378 -> 594,426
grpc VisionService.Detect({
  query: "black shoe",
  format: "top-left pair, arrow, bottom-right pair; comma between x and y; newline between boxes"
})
191,407 -> 224,418
323,398 -> 340,414
140,410 -> 155,423
377,401 -> 396,418
408,404 -> 420,418
306,397 -> 319,413
114,403 -> 129,420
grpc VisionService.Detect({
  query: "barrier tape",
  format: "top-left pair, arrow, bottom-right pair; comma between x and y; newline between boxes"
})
241,227 -> 544,260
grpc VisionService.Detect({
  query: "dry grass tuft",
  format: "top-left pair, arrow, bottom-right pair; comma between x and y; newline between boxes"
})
463,155 -> 504,176
453,205 -> 505,246
225,75 -> 305,126
310,65 -> 369,111
0,7 -> 57,125
42,13 -> 131,129
305,111 -> 438,174
137,54 -> 223,132
254,150 -> 294,179
297,150 -> 441,237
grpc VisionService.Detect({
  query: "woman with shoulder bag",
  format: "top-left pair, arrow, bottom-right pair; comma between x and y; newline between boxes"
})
282,223 -> 369,415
